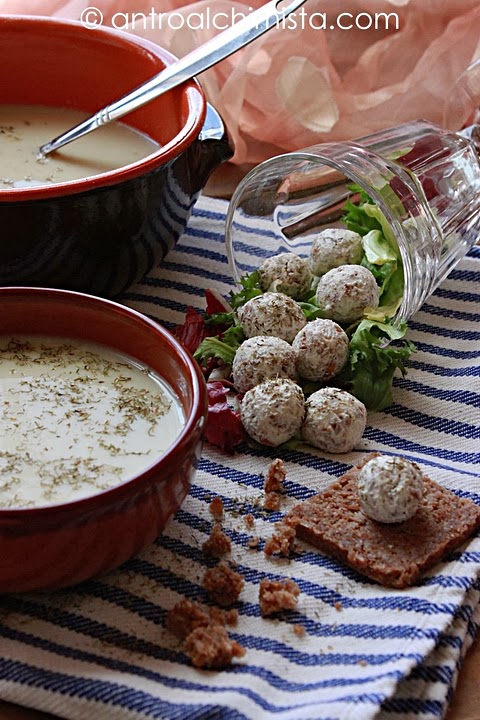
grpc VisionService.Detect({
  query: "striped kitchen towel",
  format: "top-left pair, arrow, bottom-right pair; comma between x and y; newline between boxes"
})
0,194 -> 479,720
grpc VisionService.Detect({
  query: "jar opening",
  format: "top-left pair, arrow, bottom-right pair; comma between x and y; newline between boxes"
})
226,145 -> 438,326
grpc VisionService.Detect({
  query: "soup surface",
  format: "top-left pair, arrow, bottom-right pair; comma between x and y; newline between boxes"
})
0,104 -> 161,188
0,336 -> 185,508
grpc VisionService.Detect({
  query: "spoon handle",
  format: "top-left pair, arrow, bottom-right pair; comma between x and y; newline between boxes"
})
39,0 -> 308,157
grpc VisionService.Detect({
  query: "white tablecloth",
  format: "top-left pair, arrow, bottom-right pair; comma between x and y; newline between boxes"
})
1,194 -> 479,720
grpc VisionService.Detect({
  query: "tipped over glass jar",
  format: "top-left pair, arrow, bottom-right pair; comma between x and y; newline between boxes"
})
225,120 -> 480,325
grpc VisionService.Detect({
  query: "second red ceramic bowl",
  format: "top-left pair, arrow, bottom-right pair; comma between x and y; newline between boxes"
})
0,287 -> 208,592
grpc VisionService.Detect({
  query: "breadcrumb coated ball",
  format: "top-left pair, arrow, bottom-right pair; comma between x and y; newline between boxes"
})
232,336 -> 298,394
292,318 -> 349,382
240,378 -> 305,446
357,455 -> 424,523
237,292 -> 306,343
315,265 -> 379,324
309,228 -> 363,276
301,387 -> 367,453
259,252 -> 313,299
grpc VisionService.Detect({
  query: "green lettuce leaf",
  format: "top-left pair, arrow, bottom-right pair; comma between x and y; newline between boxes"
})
337,318 -> 415,410
205,311 -> 236,328
362,228 -> 398,265
228,270 -> 263,309
375,264 -> 404,311
194,324 -> 245,365
362,202 -> 400,253
342,187 -> 381,236
343,185 -> 404,317
297,301 -> 328,321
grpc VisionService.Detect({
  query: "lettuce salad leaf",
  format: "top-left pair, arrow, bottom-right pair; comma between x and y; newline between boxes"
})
344,185 -> 405,319
192,272 -> 262,365
338,185 -> 415,409
336,319 -> 415,411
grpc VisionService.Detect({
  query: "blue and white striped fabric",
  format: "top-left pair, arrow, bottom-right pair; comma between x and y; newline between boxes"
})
1,194 -> 479,720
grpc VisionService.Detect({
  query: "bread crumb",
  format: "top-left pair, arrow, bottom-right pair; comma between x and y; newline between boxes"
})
264,492 -> 281,511
184,625 -> 246,668
203,562 -> 245,607
165,599 -> 238,641
358,659 -> 368,667
264,522 -> 296,557
166,599 -> 210,640
263,458 -> 287,510
264,458 -> 287,493
209,607 -> 239,627
259,578 -> 300,616
209,496 -> 224,518
245,513 -> 255,530
334,601 -> 343,612
202,524 -> 231,557
166,599 -> 241,668
248,536 -> 260,550
293,624 -> 306,637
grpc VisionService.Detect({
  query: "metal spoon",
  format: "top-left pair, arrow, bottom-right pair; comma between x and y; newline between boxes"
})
38,0 -> 308,158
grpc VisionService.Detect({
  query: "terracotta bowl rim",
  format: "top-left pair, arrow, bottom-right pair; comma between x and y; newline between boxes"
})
0,14 -> 207,203
0,286 -> 207,519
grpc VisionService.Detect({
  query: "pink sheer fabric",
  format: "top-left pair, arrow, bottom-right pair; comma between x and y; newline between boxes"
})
1,0 -> 479,164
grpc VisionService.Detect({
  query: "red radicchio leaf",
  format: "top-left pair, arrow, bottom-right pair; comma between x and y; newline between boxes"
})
172,306 -> 206,354
205,381 -> 246,453
206,380 -> 237,402
205,288 -> 232,315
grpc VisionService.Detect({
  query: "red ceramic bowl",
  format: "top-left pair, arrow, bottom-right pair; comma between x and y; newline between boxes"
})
0,16 -> 232,297
0,287 -> 208,592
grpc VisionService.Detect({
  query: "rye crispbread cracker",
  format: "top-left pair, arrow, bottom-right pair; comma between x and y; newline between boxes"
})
286,454 -> 480,589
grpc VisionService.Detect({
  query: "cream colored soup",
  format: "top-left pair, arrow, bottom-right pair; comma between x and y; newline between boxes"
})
0,336 -> 185,508
0,104 -> 161,188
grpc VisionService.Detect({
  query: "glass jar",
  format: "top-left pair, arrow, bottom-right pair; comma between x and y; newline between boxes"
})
225,120 -> 480,324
